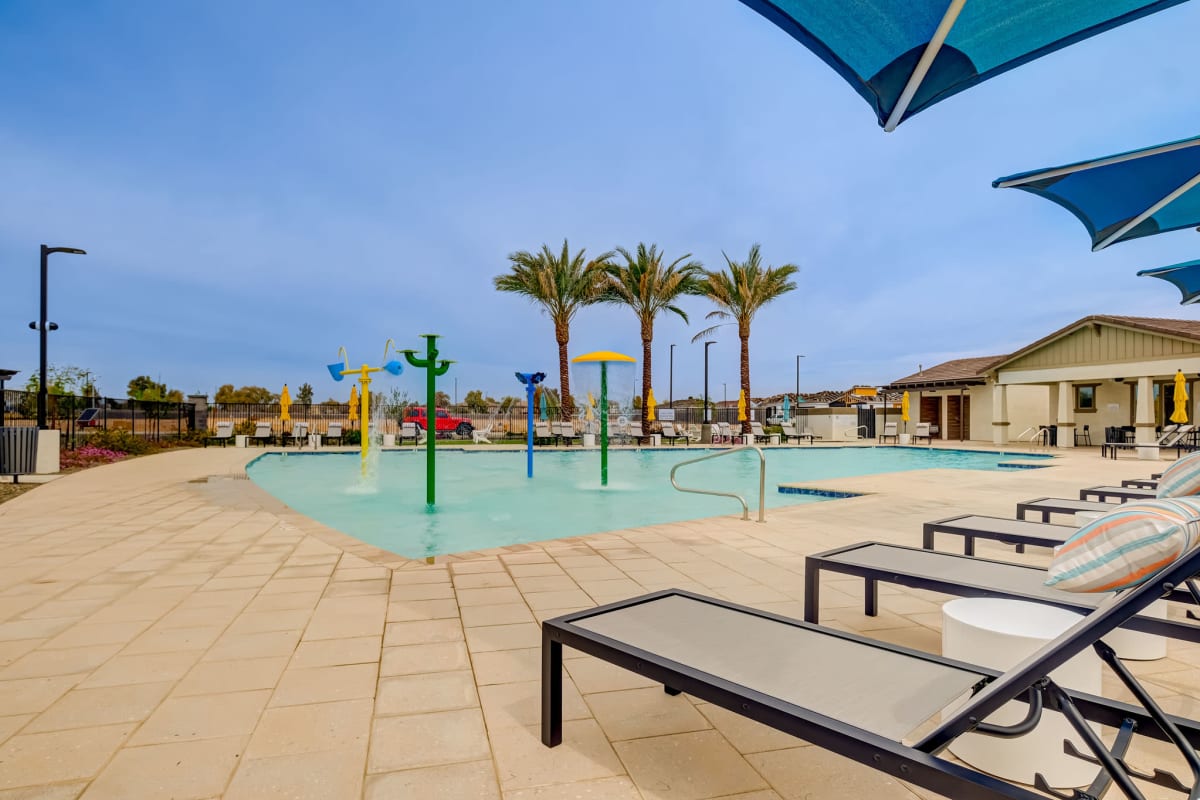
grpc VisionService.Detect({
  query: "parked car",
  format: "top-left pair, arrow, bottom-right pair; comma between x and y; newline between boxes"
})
403,406 -> 473,437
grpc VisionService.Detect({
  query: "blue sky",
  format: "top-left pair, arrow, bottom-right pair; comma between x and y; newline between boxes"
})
2,1 -> 1198,404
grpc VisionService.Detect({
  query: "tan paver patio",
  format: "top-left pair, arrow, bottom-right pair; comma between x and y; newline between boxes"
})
0,443 -> 1194,798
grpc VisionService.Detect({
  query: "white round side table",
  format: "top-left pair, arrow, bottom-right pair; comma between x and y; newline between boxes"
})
942,598 -> 1101,789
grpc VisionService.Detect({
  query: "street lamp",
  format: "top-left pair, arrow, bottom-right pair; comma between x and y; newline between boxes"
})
703,341 -> 716,424
723,382 -> 727,406
669,344 -> 676,408
796,354 -> 806,401
0,369 -> 16,427
32,245 -> 86,429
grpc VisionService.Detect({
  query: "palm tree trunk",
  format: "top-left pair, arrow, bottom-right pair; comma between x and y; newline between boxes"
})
740,329 -> 751,434
641,318 -> 653,432
556,320 -> 574,418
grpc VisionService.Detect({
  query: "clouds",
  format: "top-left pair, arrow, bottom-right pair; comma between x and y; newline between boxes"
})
0,0 -> 1197,401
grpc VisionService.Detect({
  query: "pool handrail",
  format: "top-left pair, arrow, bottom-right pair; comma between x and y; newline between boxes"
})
669,445 -> 766,523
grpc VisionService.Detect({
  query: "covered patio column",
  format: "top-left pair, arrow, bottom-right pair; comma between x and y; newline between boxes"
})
1135,376 -> 1157,459
1056,381 -> 1075,448
992,383 -> 1009,445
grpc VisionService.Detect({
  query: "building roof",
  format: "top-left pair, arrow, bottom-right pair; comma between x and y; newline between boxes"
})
888,356 -> 1007,389
991,315 -> 1200,372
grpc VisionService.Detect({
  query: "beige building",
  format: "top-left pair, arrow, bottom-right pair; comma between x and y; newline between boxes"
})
891,316 -> 1200,454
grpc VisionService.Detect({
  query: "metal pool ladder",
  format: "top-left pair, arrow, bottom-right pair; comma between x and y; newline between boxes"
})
670,445 -> 766,522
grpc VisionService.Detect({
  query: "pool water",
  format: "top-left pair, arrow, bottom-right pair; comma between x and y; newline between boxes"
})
246,447 -> 1048,559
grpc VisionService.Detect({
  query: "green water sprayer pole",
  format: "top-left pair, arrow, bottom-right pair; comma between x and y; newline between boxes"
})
402,335 -> 452,508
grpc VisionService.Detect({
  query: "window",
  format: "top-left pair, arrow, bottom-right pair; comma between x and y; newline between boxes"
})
1074,384 -> 1098,413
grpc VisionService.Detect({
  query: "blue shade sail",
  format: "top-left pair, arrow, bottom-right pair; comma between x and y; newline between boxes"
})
737,0 -> 1185,130
1139,260 -> 1200,305
994,136 -> 1200,251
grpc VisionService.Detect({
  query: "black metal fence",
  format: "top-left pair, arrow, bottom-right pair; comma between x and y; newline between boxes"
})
1,390 -> 195,449
204,401 -> 757,439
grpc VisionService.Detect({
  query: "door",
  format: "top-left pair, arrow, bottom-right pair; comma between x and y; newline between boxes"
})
946,396 -> 970,440
920,397 -> 942,439
857,406 -> 875,439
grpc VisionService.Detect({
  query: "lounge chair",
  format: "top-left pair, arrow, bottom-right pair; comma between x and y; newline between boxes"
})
1015,496 -> 1117,522
922,514 -> 1077,556
682,425 -> 701,444
543,545 -> 1200,799
1121,477 -> 1158,489
1102,424 -> 1192,458
912,422 -> 932,443
534,421 -> 555,445
204,421 -> 234,448
250,421 -> 273,446
878,421 -> 898,444
471,422 -> 493,444
804,541 -> 1200,644
325,422 -> 344,446
748,421 -> 770,444
659,421 -> 689,446
398,421 -> 420,445
281,422 -> 308,447
1078,485 -> 1156,503
624,422 -> 651,445
554,421 -> 581,446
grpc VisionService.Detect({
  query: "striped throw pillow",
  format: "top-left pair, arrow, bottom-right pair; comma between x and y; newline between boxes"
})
1156,450 -> 1200,498
1045,497 -> 1200,592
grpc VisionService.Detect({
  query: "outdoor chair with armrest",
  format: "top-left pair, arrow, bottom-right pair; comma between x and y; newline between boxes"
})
878,421 -> 898,444
204,421 -> 234,448
325,422 -> 344,446
544,544 -> 1200,800
398,422 -> 420,445
250,421 -> 273,446
472,421 -> 493,444
660,421 -> 689,446
912,422 -> 932,443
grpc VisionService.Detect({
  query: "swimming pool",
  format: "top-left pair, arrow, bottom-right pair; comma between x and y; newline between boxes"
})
246,447 -> 1049,559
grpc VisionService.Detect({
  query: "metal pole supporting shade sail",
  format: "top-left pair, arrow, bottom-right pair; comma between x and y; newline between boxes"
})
994,135 -> 1200,250
736,0 -> 1183,131
1138,259 -> 1200,304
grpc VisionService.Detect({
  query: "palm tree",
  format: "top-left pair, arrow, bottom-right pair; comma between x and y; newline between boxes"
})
693,244 -> 798,434
494,240 -> 612,417
601,243 -> 703,431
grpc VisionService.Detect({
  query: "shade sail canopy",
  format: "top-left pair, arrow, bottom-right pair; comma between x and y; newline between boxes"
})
737,0 -> 1182,131
994,135 -> 1200,250
1138,260 -> 1200,305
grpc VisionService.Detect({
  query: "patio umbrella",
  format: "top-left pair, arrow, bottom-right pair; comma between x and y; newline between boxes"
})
348,385 -> 359,428
994,135 -> 1200,250
646,388 -> 657,422
279,384 -> 291,430
737,0 -> 1182,131
1172,370 -> 1189,424
538,388 -> 548,421
1138,260 -> 1200,305
737,390 -> 747,422
782,395 -> 791,423
901,391 -> 911,431
585,392 -> 595,422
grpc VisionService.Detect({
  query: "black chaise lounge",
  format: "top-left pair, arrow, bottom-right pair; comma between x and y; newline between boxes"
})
543,546 -> 1200,800
1121,478 -> 1159,489
1016,496 -> 1117,522
805,542 -> 1200,644
922,514 -> 1076,556
1079,485 -> 1157,503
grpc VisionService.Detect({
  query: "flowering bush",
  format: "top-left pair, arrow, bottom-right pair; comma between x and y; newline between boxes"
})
61,446 -> 127,471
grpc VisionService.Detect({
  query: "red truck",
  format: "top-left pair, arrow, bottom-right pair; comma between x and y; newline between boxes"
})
403,406 -> 474,437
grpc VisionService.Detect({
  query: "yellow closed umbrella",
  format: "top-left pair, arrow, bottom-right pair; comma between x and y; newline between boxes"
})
737,390 -> 747,422
279,384 -> 291,425
585,392 -> 595,422
348,385 -> 359,427
646,388 -> 657,422
901,391 -> 911,423
1172,371 -> 1189,424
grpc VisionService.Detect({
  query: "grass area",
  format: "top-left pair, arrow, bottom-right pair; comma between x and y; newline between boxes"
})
0,482 -> 35,506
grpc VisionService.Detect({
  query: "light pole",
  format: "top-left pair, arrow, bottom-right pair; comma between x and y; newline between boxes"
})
703,341 -> 715,424
0,370 -> 16,427
795,354 -> 805,401
32,245 -> 86,429
669,344 -> 676,408
723,382 -> 727,408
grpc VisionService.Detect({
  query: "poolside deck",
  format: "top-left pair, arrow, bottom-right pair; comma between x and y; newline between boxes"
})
0,444 -> 1192,799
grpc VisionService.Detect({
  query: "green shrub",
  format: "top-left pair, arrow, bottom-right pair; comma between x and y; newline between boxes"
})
84,428 -> 153,455
233,419 -> 257,437
343,429 -> 362,446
